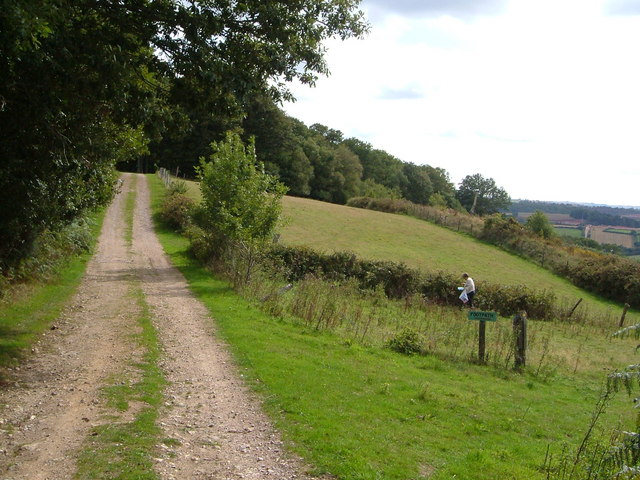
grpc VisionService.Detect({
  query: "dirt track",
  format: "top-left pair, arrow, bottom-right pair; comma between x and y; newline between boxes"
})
0,173 -> 311,479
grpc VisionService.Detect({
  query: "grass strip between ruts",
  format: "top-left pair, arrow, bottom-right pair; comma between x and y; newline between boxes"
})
75,283 -> 165,480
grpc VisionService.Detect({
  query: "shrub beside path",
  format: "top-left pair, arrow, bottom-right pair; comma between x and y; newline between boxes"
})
0,173 -> 312,479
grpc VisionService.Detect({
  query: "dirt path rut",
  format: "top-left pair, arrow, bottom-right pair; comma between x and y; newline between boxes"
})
0,173 -> 311,479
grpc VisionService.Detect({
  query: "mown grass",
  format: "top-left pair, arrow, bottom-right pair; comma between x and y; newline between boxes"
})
148,174 -> 636,479
124,177 -> 137,246
76,284 -> 165,480
0,209 -> 106,373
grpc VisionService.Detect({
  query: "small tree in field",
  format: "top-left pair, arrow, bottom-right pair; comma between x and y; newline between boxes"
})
197,132 -> 288,284
525,210 -> 555,239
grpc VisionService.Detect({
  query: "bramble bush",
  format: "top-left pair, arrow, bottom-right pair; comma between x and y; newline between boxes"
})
386,328 -> 425,355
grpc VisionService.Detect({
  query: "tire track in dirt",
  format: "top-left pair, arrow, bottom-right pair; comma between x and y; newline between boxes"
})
0,174 -> 142,479
133,176 -> 313,479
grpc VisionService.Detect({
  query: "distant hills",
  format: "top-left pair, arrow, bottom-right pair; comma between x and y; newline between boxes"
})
509,200 -> 640,226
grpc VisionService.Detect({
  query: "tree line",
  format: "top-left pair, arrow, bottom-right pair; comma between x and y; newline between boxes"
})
130,91 -> 511,216
510,201 -> 640,227
0,0 -> 368,272
1,0 -> 512,276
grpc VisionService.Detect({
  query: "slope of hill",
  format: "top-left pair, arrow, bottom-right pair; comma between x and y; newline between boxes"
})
280,196 -> 636,322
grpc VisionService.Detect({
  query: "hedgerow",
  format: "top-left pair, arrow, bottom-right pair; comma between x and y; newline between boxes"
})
267,245 -> 557,320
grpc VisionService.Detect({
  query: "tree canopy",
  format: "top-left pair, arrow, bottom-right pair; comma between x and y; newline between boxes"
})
456,173 -> 511,215
0,0 -> 369,270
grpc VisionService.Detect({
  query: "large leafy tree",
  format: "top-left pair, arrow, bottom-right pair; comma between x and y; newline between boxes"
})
242,94 -> 313,196
0,0 -> 368,270
342,138 -> 406,192
0,0 -> 158,268
456,173 -> 511,215
401,163 -> 433,205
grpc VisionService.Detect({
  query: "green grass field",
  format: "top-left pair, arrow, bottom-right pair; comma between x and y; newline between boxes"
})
279,196 -> 637,326
554,226 -> 583,238
181,175 -> 638,325
154,175 -> 639,479
182,177 -> 635,323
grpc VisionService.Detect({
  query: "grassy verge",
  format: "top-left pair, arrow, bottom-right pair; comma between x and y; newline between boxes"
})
147,174 -> 634,479
124,177 -> 137,246
76,284 -> 165,480
0,208 -> 106,373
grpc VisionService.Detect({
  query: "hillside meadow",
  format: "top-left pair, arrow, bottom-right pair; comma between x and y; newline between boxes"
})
280,196 -> 638,324
172,176 -> 640,478
182,177 -> 634,320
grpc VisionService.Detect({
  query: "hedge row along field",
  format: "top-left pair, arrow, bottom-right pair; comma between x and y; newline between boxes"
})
267,245 -> 557,320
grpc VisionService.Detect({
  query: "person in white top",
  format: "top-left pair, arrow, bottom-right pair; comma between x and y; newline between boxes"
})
461,273 -> 475,308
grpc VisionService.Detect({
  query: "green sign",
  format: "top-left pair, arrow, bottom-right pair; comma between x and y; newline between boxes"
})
468,311 -> 497,322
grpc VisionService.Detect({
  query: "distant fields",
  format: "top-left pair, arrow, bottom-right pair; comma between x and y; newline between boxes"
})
554,225 -> 582,238
589,225 -> 637,248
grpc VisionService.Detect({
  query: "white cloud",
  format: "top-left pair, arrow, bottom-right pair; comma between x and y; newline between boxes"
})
284,0 -> 640,206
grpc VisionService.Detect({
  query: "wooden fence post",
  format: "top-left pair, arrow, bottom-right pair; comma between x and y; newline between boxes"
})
567,298 -> 583,319
513,311 -> 527,370
478,320 -> 486,364
620,303 -> 631,328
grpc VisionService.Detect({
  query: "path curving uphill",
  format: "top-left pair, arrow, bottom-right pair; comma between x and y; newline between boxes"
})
0,173 -> 312,479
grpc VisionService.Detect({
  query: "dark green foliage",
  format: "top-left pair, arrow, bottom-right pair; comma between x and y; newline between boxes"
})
401,163 -> 433,204
481,215 -> 526,242
0,0 -> 145,270
525,211 -> 556,239
456,173 -> 511,215
570,207 -> 640,228
347,197 -> 412,214
267,245 -> 557,319
242,98 -> 460,208
509,200 -> 578,215
197,133 -> 287,247
565,256 -> 640,306
420,271 -> 461,303
0,216 -> 95,299
1,0 -> 368,274
386,329 -> 424,355
473,284 -> 556,319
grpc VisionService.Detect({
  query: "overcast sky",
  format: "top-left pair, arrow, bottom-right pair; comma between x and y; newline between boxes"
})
283,0 -> 640,207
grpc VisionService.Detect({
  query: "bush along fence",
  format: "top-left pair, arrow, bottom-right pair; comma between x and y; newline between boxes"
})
266,245 -> 557,321
347,196 -> 484,235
